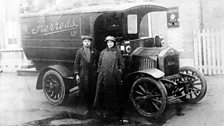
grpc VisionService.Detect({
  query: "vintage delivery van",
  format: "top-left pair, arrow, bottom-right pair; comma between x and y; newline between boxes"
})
20,2 -> 207,117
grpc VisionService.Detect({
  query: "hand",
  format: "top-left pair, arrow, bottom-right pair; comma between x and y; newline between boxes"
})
119,69 -> 122,74
76,75 -> 80,83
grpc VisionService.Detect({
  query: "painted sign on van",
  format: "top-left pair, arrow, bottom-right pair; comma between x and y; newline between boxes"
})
31,17 -> 79,36
32,18 -> 78,36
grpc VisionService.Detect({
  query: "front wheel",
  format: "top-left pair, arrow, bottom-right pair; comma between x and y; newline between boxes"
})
130,77 -> 168,118
177,66 -> 207,103
42,70 -> 68,105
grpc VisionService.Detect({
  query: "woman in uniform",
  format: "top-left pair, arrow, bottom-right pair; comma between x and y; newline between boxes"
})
94,36 -> 124,118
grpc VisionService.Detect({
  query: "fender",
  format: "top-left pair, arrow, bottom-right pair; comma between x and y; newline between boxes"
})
124,68 -> 164,84
121,68 -> 164,98
136,68 -> 164,78
36,65 -> 73,90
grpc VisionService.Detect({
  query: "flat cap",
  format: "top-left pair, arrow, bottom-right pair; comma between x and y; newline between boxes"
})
81,35 -> 92,41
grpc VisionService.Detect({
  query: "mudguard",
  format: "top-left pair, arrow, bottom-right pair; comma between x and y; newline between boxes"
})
36,65 -> 73,90
137,68 -> 164,78
124,68 -> 164,83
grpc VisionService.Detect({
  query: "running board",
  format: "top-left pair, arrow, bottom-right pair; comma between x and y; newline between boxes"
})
69,86 -> 79,93
168,91 -> 196,102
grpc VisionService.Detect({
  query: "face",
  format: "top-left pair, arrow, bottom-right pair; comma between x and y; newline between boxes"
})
107,40 -> 115,49
82,39 -> 91,47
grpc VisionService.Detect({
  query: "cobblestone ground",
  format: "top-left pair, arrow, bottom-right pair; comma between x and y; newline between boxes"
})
0,72 -> 223,126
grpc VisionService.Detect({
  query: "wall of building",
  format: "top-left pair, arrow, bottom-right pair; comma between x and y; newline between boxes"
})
0,0 -> 6,50
1,0 -> 223,71
0,0 -> 25,72
202,0 -> 224,29
148,0 -> 201,66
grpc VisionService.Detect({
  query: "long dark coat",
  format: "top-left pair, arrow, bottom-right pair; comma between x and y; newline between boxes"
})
94,47 -> 124,110
74,47 -> 98,105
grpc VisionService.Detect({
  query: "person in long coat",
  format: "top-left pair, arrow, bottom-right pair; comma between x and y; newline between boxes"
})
74,36 -> 98,116
94,36 -> 124,117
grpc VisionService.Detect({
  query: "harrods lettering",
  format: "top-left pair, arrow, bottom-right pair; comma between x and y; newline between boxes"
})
31,18 -> 78,35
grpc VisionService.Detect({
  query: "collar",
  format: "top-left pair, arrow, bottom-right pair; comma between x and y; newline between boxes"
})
106,47 -> 117,51
82,46 -> 91,50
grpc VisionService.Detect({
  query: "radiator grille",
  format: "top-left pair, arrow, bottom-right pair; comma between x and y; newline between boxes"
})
164,54 -> 179,76
132,56 -> 156,71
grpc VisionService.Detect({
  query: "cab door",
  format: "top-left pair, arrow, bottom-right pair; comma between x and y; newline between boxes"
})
93,12 -> 124,51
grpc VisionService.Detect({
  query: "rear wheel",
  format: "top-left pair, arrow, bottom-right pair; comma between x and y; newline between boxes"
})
42,70 -> 68,105
177,66 -> 207,103
130,77 -> 168,117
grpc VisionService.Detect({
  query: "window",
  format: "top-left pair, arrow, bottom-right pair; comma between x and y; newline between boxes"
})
8,38 -> 17,44
127,14 -> 137,34
7,21 -> 18,46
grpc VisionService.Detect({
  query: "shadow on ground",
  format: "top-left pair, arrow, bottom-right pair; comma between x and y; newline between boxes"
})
22,93 -> 189,126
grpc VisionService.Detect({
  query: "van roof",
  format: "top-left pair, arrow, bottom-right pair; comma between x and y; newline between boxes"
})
21,2 -> 167,17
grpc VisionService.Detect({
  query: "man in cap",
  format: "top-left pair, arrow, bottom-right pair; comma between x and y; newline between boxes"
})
74,35 -> 98,118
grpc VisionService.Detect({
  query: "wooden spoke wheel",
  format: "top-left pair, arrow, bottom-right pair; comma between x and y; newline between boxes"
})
130,77 -> 168,117
42,70 -> 68,105
177,66 -> 207,103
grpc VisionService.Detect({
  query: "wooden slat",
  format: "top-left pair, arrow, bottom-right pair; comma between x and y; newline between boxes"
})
194,29 -> 224,75
193,30 -> 199,71
221,30 -> 224,74
216,29 -> 221,74
209,29 -> 214,75
206,29 -> 211,75
198,30 -> 203,73
211,31 -> 216,75
202,29 -> 208,75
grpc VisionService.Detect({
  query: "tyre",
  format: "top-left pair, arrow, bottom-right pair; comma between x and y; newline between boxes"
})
42,70 -> 68,105
177,66 -> 207,103
130,77 -> 168,117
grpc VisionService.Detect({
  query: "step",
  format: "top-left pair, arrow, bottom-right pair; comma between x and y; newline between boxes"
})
17,68 -> 38,76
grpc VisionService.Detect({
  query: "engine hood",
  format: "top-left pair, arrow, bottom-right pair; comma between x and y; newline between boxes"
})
132,46 -> 178,56
131,47 -> 178,61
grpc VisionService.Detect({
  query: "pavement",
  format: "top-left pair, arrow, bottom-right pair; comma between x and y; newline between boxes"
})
164,75 -> 224,126
0,72 -> 224,126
